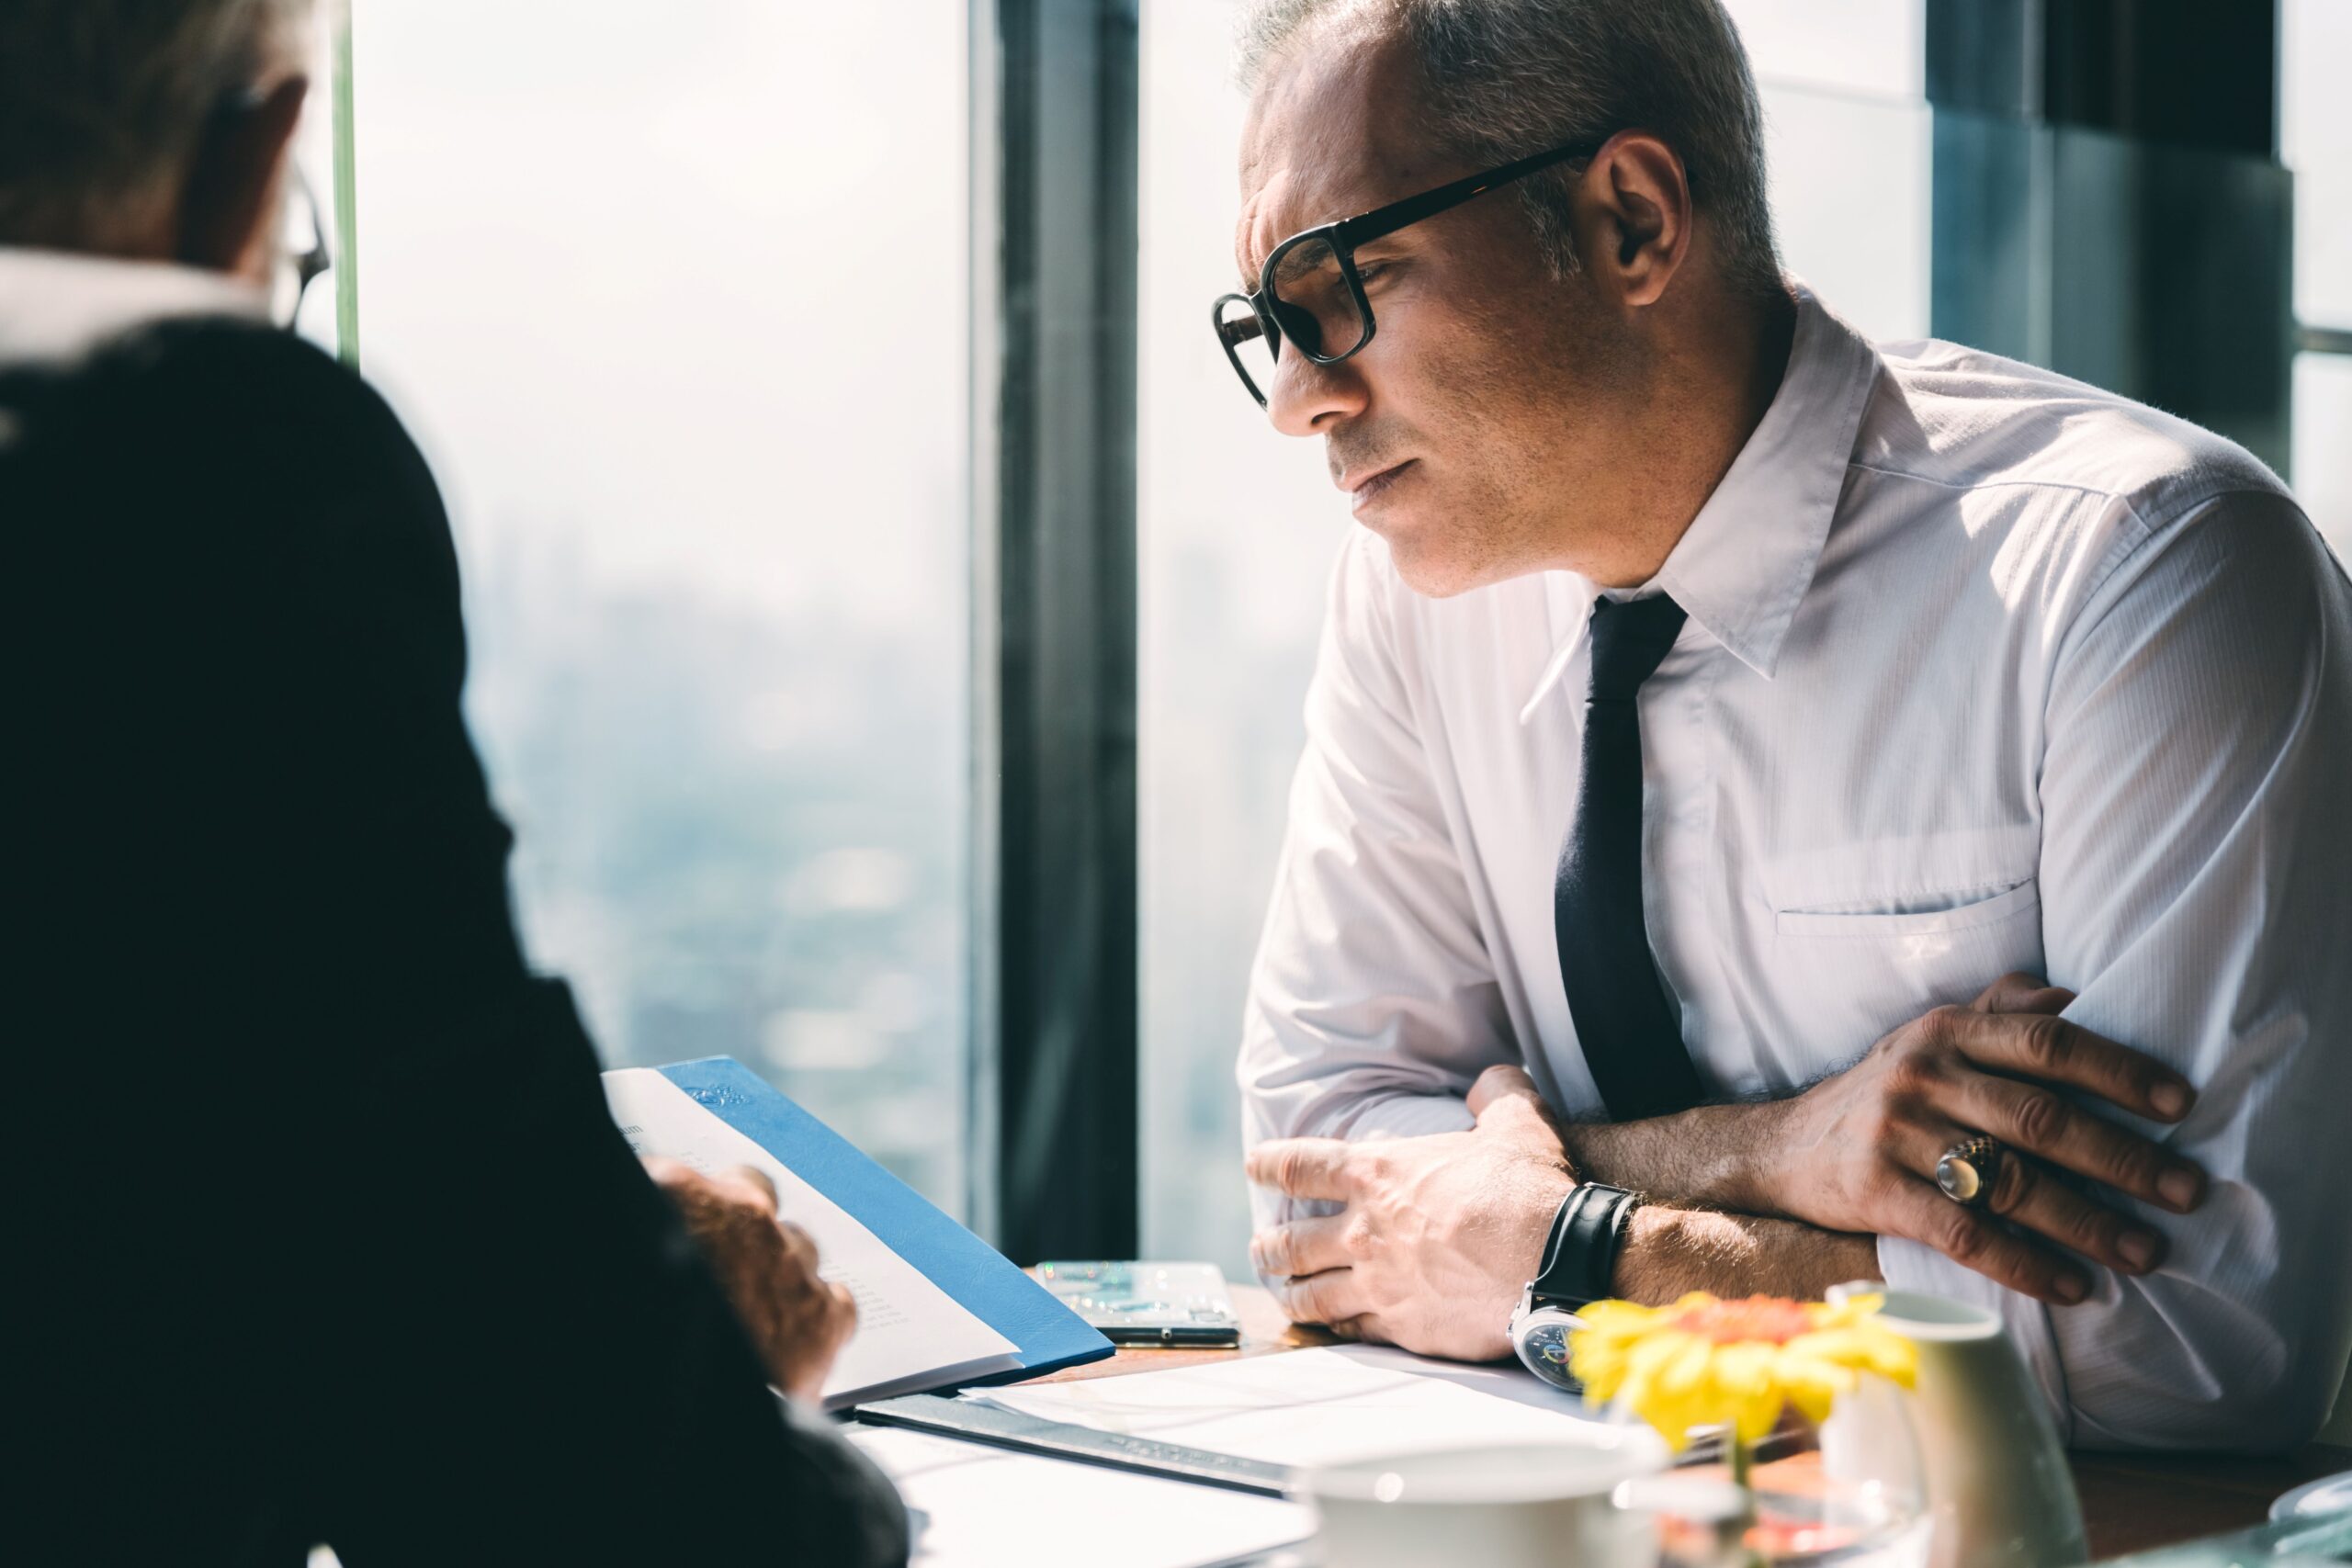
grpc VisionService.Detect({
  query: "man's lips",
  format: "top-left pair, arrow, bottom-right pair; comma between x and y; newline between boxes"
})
1340,458 -> 1415,507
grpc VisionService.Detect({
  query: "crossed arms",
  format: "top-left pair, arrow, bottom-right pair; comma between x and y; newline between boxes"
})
1247,971 -> 2200,1344
1242,507 -> 2352,1450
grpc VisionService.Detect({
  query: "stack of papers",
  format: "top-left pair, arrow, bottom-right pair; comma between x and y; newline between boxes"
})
968,1343 -> 1618,1469
845,1346 -> 1625,1563
846,1426 -> 1316,1568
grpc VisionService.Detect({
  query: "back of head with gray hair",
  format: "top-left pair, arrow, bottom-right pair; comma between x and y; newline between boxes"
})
1238,0 -> 1780,300
0,0 -> 315,250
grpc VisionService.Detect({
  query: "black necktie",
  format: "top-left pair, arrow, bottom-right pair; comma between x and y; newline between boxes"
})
1555,593 -> 1707,1121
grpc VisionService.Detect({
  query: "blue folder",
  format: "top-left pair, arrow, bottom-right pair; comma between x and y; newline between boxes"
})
652,1055 -> 1115,1389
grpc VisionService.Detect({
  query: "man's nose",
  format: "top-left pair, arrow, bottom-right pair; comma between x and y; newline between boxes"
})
1265,345 -> 1369,437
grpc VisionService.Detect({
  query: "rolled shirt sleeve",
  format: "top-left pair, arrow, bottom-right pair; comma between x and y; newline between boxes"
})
1881,491 -> 2352,1450
1238,534 -> 1508,1242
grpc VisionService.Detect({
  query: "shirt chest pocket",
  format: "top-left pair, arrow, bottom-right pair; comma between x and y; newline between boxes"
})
1773,878 -> 2041,940
1761,830 -> 2048,1026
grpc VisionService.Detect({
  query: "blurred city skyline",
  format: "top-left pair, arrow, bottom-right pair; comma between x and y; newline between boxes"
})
349,0 -> 973,1203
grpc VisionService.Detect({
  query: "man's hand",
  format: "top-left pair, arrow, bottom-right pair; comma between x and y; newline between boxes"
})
1753,974 -> 2207,1303
644,1157 -> 857,1404
1246,1067 -> 1574,1359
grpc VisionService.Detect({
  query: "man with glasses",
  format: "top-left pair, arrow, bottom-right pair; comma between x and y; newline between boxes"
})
5,2 -> 902,1559
1234,0 -> 2352,1449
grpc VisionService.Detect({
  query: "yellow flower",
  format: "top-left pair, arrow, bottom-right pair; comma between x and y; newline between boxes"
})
1569,1292 -> 1917,1452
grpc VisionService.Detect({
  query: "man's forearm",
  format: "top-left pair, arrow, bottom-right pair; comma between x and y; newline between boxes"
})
1560,1098 -> 1793,1214
1566,1079 -> 1883,1303
1611,1203 -> 1880,1303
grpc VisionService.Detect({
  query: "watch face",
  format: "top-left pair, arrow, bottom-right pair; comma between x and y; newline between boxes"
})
1512,1311 -> 1584,1393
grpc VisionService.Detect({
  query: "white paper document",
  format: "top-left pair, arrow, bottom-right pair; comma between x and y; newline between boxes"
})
604,1068 -> 1019,1407
969,1344 -> 1618,1468
848,1426 -> 1316,1568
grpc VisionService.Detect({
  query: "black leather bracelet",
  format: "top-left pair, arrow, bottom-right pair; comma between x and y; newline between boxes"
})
1532,1183 -> 1591,1288
1529,1182 -> 1643,1309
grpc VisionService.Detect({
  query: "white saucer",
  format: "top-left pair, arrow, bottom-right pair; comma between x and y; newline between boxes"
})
2269,1470 -> 2352,1523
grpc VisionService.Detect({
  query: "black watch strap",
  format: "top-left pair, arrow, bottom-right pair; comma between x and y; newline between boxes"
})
1529,1183 -> 1643,1310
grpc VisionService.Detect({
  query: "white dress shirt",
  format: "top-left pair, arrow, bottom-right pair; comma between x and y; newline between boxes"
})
1239,284 -> 2352,1450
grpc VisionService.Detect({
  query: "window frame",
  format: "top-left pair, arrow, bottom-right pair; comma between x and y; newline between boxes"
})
967,0 -> 1142,1260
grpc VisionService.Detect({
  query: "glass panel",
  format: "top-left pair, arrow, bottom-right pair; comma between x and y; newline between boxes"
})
1756,82 -> 1932,342
2286,0 -> 2352,570
2283,0 -> 2352,328
352,2 -> 969,1211
2293,355 -> 2352,565
1143,0 -> 1347,1276
1728,0 -> 1930,340
1721,0 -> 1923,101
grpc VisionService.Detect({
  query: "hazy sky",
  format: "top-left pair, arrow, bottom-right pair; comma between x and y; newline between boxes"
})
349,0 -> 968,634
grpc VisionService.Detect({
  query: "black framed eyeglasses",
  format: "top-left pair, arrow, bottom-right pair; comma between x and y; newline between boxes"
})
1211,135 -> 1610,408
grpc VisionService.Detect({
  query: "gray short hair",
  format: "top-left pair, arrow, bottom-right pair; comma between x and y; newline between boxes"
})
1238,0 -> 1780,299
0,0 -> 315,249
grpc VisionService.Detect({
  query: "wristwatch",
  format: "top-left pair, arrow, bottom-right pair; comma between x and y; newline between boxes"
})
1508,1182 -> 1643,1392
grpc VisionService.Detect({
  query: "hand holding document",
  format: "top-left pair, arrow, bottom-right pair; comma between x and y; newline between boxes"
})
639,1155 -> 858,1402
605,1065 -> 1068,1407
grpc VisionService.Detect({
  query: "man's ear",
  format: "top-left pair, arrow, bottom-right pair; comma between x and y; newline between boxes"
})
175,75 -> 310,280
1575,131 -> 1692,311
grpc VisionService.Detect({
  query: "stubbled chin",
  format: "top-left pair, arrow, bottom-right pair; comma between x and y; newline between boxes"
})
1381,532 -> 1483,599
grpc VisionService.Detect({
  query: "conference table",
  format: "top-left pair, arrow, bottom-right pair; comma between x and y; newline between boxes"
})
1024,1284 -> 2351,1562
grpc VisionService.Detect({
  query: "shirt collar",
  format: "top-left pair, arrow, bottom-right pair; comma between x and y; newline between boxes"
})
0,246 -> 267,370
1518,282 -> 1882,722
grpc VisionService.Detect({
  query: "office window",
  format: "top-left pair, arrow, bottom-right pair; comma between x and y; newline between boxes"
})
1138,0 -> 1929,1274
2293,358 -> 2352,563
2284,0 -> 2352,560
1727,0 -> 1931,342
350,2 -> 970,1210
2284,0 -> 2352,333
1140,0 -> 1344,1276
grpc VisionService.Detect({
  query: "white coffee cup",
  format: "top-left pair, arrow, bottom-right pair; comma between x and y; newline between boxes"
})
1297,1429 -> 1669,1568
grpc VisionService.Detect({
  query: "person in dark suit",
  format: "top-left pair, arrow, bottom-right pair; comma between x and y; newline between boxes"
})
5,2 -> 906,1562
